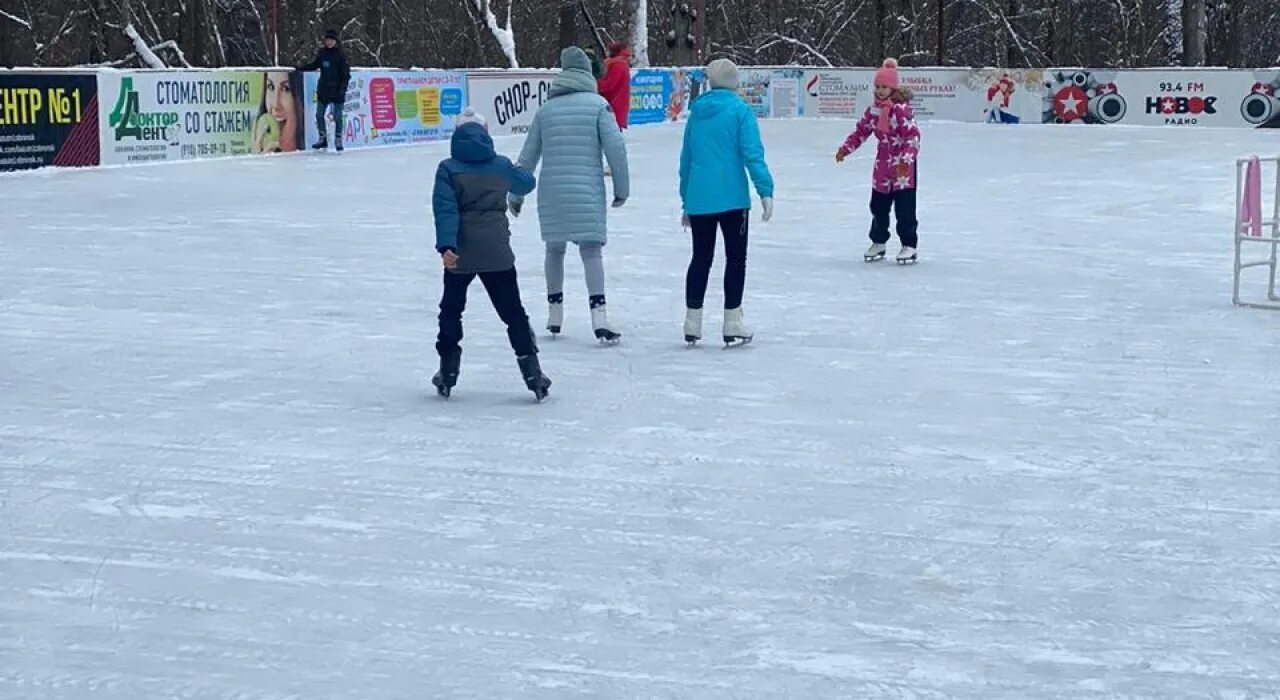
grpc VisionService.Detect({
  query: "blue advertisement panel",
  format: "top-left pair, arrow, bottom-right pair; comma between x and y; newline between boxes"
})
628,70 -> 673,126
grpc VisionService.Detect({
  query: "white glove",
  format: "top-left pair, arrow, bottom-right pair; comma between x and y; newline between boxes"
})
761,197 -> 774,222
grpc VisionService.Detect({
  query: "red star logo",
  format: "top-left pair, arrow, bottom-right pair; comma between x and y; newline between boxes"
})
1052,86 -> 1088,121
1159,97 -> 1177,114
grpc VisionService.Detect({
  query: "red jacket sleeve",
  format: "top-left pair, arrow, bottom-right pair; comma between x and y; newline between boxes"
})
597,60 -> 628,99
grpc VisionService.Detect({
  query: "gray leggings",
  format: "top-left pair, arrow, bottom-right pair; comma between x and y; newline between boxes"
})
545,241 -> 605,298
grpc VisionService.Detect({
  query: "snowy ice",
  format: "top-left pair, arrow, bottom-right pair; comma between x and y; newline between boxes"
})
3,120 -> 1280,698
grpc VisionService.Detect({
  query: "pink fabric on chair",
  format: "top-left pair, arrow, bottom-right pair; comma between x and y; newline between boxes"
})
1240,156 -> 1262,237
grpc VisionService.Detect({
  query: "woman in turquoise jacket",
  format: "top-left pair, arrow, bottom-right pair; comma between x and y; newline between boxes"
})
678,58 -> 775,347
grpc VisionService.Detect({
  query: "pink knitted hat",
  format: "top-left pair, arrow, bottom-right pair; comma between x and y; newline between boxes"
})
874,58 -> 900,89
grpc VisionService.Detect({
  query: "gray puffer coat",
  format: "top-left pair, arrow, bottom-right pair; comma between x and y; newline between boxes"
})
510,46 -> 630,245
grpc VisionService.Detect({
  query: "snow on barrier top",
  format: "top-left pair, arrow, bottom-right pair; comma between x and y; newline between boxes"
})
2,64 -> 1278,173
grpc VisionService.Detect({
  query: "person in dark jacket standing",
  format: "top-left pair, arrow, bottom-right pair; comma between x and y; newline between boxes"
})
297,29 -> 351,152
431,109 -> 550,401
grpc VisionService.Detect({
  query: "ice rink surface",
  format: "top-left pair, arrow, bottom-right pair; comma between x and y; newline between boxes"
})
3,120 -> 1280,698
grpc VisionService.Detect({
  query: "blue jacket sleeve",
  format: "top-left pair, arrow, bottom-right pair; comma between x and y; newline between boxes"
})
501,156 -> 537,197
432,162 -> 459,252
678,119 -> 693,209
739,104 -> 774,199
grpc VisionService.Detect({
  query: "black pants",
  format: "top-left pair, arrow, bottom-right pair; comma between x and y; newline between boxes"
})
686,209 -> 749,310
869,188 -> 918,248
437,268 -> 537,357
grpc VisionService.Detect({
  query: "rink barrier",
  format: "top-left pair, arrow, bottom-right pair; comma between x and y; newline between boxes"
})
2,65 -> 1278,172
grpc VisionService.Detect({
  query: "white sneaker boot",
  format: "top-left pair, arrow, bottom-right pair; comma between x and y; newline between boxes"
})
589,295 -> 621,344
683,308 -> 703,345
546,293 -> 564,335
896,246 -> 918,264
722,307 -> 753,346
864,243 -> 887,262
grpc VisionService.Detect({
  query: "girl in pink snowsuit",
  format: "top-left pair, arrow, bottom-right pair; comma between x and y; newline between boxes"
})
836,58 -> 922,263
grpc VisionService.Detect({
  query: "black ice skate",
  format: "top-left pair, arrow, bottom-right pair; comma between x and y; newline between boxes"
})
517,354 -> 552,402
335,140 -> 344,153
311,138 -> 328,151
594,327 -> 622,344
431,347 -> 461,398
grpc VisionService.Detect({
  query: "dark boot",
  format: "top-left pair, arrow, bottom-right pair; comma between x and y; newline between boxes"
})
517,354 -> 551,402
432,347 -> 462,398
335,139 -> 344,153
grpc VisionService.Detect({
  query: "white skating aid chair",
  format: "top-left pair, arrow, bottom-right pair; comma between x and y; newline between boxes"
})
1233,155 -> 1280,309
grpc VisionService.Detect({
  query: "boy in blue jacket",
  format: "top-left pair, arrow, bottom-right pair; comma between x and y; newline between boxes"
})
432,109 -> 550,401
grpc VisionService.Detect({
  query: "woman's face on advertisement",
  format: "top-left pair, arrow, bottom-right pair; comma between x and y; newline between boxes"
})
266,72 -> 295,123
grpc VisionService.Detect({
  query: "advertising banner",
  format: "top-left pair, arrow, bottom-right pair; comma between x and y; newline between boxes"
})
466,71 -> 556,135
972,69 -> 1046,124
98,70 -> 279,164
801,67 -> 1045,124
629,69 -> 673,126
305,78 -> 363,148
740,69 -> 774,119
0,73 -> 99,172
896,69 -> 970,121
801,70 -> 874,119
899,68 -> 1045,124
1040,69 -> 1280,128
1239,70 -> 1280,128
767,69 -> 803,119
303,70 -> 465,149
664,67 -> 706,122
12,63 -> 1280,176
660,67 -> 799,122
256,71 -> 307,153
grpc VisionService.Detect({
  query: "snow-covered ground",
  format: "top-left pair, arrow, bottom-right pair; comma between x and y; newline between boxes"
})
3,120 -> 1279,699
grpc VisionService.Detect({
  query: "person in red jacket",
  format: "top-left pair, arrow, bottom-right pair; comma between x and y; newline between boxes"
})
597,42 -> 632,131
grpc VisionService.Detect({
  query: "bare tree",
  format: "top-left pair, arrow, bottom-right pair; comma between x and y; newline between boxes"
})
1181,0 -> 1206,65
0,0 -> 1274,70
632,0 -> 649,66
469,0 -> 520,67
